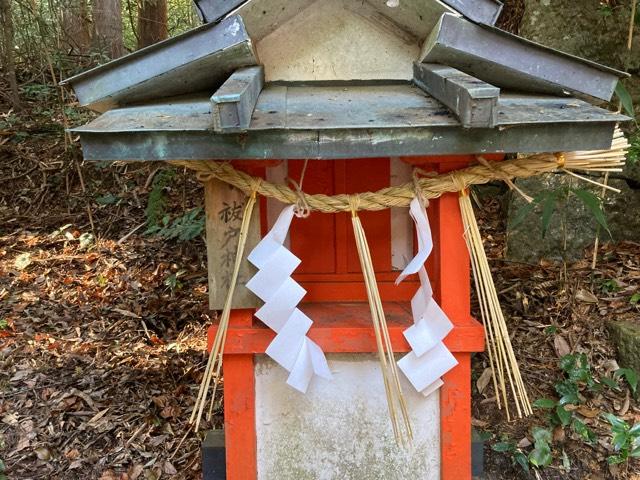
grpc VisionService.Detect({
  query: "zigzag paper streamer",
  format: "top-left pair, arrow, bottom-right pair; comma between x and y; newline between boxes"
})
396,198 -> 458,396
246,205 -> 332,393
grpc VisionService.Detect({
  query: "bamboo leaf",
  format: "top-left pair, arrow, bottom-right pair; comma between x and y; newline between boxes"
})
510,192 -> 545,230
615,82 -> 635,119
615,368 -> 638,395
572,188 -> 610,236
541,192 -> 557,238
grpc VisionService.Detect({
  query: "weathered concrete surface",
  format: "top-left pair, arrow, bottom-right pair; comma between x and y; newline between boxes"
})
255,354 -> 440,480
608,321 -> 640,373
506,175 -> 640,263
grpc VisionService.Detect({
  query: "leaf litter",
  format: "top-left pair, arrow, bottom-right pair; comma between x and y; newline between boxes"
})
472,192 -> 640,479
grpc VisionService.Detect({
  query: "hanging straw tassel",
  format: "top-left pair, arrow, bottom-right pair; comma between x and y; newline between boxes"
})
190,184 -> 260,432
459,191 -> 533,420
349,197 -> 413,446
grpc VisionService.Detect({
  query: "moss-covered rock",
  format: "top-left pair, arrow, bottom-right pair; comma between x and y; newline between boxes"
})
608,321 -> 640,373
506,175 -> 640,263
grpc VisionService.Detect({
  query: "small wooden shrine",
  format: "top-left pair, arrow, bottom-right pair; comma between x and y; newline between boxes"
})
62,1 -> 629,479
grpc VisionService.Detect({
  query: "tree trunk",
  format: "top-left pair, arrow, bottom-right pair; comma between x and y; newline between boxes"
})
61,0 -> 92,55
0,0 -> 20,109
93,0 -> 125,59
137,0 -> 168,49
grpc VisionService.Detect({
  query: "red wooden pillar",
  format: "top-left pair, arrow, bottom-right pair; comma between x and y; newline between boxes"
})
222,309 -> 256,480
435,160 -> 473,480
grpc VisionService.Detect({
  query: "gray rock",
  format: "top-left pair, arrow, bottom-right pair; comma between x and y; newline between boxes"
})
503,1 -> 640,263
608,321 -> 640,373
520,1 -> 640,74
505,174 -> 640,263
519,0 -> 639,124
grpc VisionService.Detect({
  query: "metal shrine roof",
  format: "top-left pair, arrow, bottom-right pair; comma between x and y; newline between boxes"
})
63,0 -> 630,161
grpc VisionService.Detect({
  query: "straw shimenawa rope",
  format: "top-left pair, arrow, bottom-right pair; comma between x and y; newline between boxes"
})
171,129 -> 628,212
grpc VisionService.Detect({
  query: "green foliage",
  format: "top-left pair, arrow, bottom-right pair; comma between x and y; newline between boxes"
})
164,270 -> 186,293
559,353 -> 598,392
598,3 -> 614,17
600,279 -> 621,293
532,398 -> 556,409
510,187 -> 609,239
144,167 -> 204,242
572,189 -> 610,236
95,193 -> 120,206
511,355 -> 637,471
22,83 -> 56,102
0,457 -> 6,480
145,168 -> 176,228
529,427 -> 553,468
615,368 -> 638,396
603,414 -> 640,465
629,131 -> 640,166
572,418 -> 596,443
491,440 -> 529,474
0,319 -> 7,331
631,293 -> 640,305
146,208 -> 205,242
615,82 -> 635,120
11,0 -> 198,73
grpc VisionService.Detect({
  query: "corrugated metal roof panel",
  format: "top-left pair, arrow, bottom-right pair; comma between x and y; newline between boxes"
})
420,13 -> 627,102
61,15 -> 258,112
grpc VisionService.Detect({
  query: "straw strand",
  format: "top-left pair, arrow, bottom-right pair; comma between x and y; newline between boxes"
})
190,187 -> 259,431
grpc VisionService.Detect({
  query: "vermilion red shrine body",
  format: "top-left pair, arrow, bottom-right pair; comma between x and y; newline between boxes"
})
208,156 -> 493,480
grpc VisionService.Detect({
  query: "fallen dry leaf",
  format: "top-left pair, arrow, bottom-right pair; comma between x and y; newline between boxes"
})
554,335 -> 571,358
576,407 -> 601,419
64,449 -> 80,460
35,446 -> 51,461
99,470 -> 118,480
553,425 -> 566,443
128,464 -> 144,480
517,437 -> 532,448
163,460 -> 177,475
476,367 -> 493,395
575,289 -> 598,304
471,417 -> 489,428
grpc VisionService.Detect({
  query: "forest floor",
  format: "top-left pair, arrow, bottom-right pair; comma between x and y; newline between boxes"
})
1,98 -> 639,479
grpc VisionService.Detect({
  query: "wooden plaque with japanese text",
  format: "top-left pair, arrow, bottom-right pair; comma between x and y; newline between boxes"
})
205,179 -> 261,310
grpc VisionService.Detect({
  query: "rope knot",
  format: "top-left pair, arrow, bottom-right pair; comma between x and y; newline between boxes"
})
288,178 -> 311,218
249,177 -> 262,200
476,156 -> 532,203
349,195 -> 361,217
412,168 -> 430,210
449,171 -> 468,194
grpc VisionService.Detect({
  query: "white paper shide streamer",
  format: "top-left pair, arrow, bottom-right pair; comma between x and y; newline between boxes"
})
246,206 -> 332,393
396,198 -> 458,396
